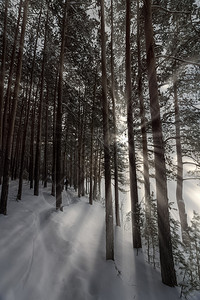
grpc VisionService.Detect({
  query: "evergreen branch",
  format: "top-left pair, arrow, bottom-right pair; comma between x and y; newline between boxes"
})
152,5 -> 191,15
156,55 -> 200,67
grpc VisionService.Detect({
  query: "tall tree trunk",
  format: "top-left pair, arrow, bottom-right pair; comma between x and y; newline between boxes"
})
11,88 -> 27,182
78,97 -> 82,198
34,8 -> 48,196
126,0 -> 142,249
56,0 -> 68,210
100,0 -> 114,260
81,108 -> 86,196
1,0 -> 23,182
51,76 -> 58,196
89,74 -> 97,205
143,0 -> 177,286
93,148 -> 98,200
17,7 -> 42,199
29,88 -> 38,189
0,0 -> 29,215
136,0 -> 151,218
111,0 -> 120,227
173,69 -> 188,241
43,89 -> 49,188
0,0 -> 9,184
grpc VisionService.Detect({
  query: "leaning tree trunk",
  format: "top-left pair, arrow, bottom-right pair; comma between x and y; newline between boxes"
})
126,0 -> 142,249
143,0 -> 177,286
111,0 -> 120,227
173,69 -> 188,241
100,0 -> 114,260
56,0 -> 68,210
0,0 -> 29,215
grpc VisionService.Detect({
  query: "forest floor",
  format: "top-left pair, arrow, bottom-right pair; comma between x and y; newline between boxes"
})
0,181 -> 199,300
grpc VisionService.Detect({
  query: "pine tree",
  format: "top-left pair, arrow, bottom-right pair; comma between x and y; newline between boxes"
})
143,0 -> 177,286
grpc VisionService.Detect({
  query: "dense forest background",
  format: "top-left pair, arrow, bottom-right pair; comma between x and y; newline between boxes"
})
0,0 -> 199,295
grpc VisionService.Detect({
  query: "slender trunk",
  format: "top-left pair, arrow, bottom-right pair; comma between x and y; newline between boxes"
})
17,8 -> 42,199
0,0 -> 29,214
29,88 -> 37,189
126,0 -> 142,249
11,88 -> 27,182
111,0 -> 120,227
136,0 -> 151,217
43,90 -> 49,188
78,98 -> 82,198
51,76 -> 58,196
34,8 -> 48,196
173,70 -> 188,241
73,144 -> 77,192
81,110 -> 86,196
89,75 -> 97,205
98,148 -> 102,198
1,0 -> 23,182
93,149 -> 98,200
69,137 -> 73,187
143,0 -> 177,286
0,0 -> 9,184
100,0 -> 114,260
56,0 -> 68,210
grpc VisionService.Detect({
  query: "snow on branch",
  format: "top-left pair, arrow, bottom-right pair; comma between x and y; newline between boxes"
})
156,55 -> 200,67
152,5 -> 191,15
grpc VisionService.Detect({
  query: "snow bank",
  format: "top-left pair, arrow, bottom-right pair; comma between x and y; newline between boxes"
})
0,181 -> 199,299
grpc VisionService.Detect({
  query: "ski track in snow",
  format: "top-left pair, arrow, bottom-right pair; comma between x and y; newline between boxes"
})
0,182 -> 199,300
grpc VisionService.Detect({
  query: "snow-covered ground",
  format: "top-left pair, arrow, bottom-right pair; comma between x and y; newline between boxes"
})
0,181 -> 199,300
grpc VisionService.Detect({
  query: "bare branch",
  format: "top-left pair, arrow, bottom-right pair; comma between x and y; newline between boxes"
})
183,161 -> 200,167
183,177 -> 200,181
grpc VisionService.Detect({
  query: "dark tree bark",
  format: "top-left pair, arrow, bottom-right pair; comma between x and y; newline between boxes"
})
78,96 -> 82,198
93,148 -> 98,200
173,69 -> 188,241
56,0 -> 68,210
111,0 -> 120,227
1,0 -> 23,182
143,0 -> 177,286
17,6 -> 42,199
81,116 -> 86,197
73,148 -> 77,192
126,0 -> 142,249
100,0 -> 114,260
43,89 -> 49,188
136,0 -> 151,217
34,8 -> 48,196
11,88 -> 27,182
89,74 -> 97,205
51,76 -> 58,196
0,0 -> 9,184
29,88 -> 38,189
0,0 -> 29,215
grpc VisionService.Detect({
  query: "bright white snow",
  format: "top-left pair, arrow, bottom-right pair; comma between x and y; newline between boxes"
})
0,181 -> 199,300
